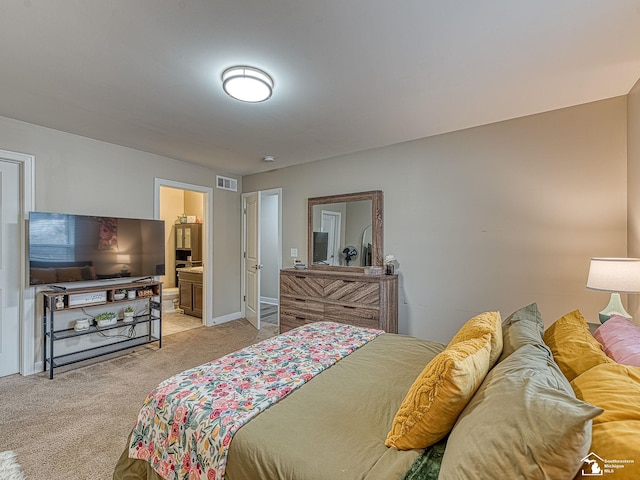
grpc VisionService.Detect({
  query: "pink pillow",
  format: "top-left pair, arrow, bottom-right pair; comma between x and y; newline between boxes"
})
593,315 -> 640,367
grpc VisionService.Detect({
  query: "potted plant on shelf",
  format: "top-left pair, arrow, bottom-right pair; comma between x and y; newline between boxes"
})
95,311 -> 117,327
114,289 -> 127,301
123,306 -> 135,323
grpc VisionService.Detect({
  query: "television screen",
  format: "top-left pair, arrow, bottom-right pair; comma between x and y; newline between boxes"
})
28,212 -> 165,285
312,231 -> 329,264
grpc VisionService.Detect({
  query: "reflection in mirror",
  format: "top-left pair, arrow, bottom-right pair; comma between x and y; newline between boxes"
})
311,200 -> 371,266
361,225 -> 372,266
308,191 -> 383,270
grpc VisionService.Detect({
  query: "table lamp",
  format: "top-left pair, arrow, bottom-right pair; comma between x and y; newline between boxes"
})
586,257 -> 640,323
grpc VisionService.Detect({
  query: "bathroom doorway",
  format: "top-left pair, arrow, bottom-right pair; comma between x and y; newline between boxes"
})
155,179 -> 213,334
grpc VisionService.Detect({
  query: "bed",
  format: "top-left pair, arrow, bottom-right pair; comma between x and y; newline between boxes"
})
114,305 -> 640,480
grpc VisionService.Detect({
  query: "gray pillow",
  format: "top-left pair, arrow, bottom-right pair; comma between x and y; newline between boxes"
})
439,343 -> 603,480
498,303 -> 544,362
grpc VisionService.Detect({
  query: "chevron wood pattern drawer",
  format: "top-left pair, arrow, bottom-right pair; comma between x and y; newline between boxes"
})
280,314 -> 316,332
279,269 -> 397,333
280,273 -> 326,298
280,297 -> 324,320
324,280 -> 379,305
324,304 -> 379,330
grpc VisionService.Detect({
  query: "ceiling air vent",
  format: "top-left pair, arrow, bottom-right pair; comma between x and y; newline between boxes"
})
216,175 -> 237,192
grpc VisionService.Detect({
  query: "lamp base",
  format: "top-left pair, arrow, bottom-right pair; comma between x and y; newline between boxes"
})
598,292 -> 632,323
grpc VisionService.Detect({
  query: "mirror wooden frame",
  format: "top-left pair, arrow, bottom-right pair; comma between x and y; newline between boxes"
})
307,190 -> 383,271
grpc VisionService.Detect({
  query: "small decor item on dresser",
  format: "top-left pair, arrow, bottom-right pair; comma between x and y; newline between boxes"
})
114,289 -> 127,301
364,266 -> 384,275
55,295 -> 65,310
385,254 -> 399,275
73,318 -> 91,332
294,260 -> 307,270
123,306 -> 135,323
95,311 -> 117,327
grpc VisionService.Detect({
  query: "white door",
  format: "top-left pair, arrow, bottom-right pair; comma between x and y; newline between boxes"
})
0,160 -> 21,377
321,210 -> 341,266
244,192 -> 261,329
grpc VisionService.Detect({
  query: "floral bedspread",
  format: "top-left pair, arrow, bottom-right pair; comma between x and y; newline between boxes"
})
128,321 -> 383,480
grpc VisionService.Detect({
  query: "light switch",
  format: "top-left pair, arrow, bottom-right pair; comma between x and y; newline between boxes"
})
291,248 -> 298,257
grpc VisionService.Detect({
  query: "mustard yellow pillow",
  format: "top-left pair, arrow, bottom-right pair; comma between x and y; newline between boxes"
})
385,334 -> 491,450
448,311 -> 502,367
574,421 -> 640,480
543,310 -> 613,382
571,363 -> 640,424
571,363 -> 640,479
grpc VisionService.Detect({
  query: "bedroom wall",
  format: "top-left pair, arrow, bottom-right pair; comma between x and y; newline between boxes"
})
627,78 -> 640,322
243,97 -> 628,343
0,115 -> 242,368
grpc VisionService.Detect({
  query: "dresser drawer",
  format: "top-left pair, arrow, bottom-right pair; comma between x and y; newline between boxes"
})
324,279 -> 379,305
280,297 -> 324,320
280,273 -> 326,298
280,315 -> 316,333
325,304 -> 379,329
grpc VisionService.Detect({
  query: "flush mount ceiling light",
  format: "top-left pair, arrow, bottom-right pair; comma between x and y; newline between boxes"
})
222,66 -> 273,103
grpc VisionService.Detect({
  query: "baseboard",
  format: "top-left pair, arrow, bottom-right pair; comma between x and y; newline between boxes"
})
209,311 -> 242,327
260,296 -> 278,305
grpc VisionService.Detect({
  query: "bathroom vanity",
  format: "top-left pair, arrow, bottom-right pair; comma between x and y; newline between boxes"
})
177,266 -> 203,318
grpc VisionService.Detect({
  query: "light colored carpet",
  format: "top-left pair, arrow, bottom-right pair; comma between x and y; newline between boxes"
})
0,319 -> 277,480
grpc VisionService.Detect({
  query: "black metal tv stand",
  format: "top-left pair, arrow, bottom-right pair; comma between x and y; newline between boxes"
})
41,281 -> 162,379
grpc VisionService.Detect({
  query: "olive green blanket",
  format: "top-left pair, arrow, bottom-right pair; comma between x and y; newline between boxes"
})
114,333 -> 445,480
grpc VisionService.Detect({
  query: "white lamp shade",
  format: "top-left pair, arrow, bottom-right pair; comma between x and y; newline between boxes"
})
586,257 -> 640,293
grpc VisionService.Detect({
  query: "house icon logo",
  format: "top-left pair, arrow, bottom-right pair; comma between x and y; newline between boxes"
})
581,452 -> 604,476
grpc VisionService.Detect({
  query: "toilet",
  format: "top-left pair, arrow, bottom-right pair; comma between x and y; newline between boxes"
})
163,287 -> 180,313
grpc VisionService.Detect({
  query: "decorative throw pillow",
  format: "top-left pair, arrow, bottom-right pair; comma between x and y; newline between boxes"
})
570,362 -> 640,424
575,421 -> 640,480
571,363 -> 640,479
29,267 -> 57,284
385,334 -> 492,450
593,315 -> 640,367
81,265 -> 97,280
448,311 -> 502,367
498,303 -> 544,362
56,267 -> 84,283
439,343 -> 603,480
542,309 -> 613,382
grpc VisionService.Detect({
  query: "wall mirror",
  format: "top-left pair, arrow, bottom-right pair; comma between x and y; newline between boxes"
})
308,190 -> 383,270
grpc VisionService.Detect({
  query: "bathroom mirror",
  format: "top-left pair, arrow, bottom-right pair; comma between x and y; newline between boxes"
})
308,190 -> 383,270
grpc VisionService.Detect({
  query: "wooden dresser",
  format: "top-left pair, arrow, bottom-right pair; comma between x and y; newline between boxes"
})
279,268 -> 398,333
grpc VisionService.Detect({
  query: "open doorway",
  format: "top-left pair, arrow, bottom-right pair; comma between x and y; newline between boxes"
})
155,179 -> 214,334
242,189 -> 282,332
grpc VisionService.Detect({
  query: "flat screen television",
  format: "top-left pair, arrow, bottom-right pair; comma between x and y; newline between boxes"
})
312,231 -> 329,264
28,212 -> 165,286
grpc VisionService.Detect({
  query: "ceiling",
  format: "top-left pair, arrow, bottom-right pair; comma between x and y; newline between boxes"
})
1,1 -> 640,176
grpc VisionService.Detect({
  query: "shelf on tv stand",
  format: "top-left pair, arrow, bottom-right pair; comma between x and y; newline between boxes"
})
41,281 -> 162,379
